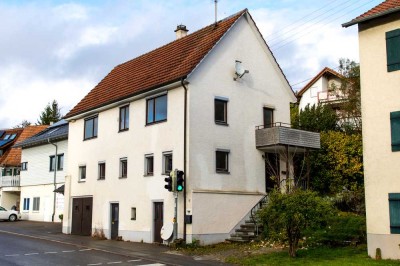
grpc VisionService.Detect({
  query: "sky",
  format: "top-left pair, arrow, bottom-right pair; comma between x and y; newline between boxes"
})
0,0 -> 383,128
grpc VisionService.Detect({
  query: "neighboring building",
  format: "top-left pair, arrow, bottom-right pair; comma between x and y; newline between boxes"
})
296,67 -> 344,111
63,9 -> 319,244
0,126 -> 47,210
14,120 -> 68,222
343,0 -> 400,259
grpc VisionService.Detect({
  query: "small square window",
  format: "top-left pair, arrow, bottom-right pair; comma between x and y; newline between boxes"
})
21,162 -> 28,171
119,105 -> 129,131
216,150 -> 229,173
145,154 -> 154,176
215,99 -> 228,125
33,197 -> 40,211
98,162 -> 106,180
50,154 -> 64,171
163,152 -> 173,175
120,158 -> 128,178
79,165 -> 86,181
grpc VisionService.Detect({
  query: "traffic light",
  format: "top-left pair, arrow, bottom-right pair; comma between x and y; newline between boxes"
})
164,176 -> 173,192
176,170 -> 184,192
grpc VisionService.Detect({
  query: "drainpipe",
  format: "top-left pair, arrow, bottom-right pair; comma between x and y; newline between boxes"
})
181,78 -> 188,242
48,138 -> 57,222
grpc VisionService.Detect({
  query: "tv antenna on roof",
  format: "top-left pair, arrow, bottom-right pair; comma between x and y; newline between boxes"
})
214,0 -> 218,24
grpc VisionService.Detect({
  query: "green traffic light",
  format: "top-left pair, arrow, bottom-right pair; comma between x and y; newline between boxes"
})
177,185 -> 183,191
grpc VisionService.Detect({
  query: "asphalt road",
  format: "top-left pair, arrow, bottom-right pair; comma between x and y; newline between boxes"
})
0,231 -> 164,266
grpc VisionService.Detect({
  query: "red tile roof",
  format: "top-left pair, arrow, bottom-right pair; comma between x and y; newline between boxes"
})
297,67 -> 343,98
0,126 -> 47,167
65,10 -> 247,119
343,0 -> 400,27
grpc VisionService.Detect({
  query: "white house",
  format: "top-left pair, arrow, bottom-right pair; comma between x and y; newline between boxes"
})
296,67 -> 344,111
63,9 -> 319,245
14,120 -> 68,222
343,0 -> 400,259
0,126 -> 47,210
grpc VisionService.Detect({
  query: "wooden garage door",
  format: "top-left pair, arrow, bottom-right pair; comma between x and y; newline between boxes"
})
71,197 -> 93,236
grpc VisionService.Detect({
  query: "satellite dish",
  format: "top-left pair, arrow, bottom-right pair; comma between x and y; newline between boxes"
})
160,222 -> 174,240
234,60 -> 249,80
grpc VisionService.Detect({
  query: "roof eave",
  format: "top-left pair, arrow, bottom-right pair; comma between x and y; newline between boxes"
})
342,7 -> 400,27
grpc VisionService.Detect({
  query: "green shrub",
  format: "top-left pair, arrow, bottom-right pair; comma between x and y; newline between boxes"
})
304,212 -> 366,247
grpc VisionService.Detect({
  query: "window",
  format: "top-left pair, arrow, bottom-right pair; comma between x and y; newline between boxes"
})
389,193 -> 400,233
98,162 -> 106,180
33,197 -> 40,211
146,94 -> 167,124
79,165 -> 86,181
163,152 -> 173,175
263,108 -> 274,128
23,198 -> 30,211
84,116 -> 98,140
215,98 -> 228,125
391,111 -> 400,152
386,29 -> 400,72
120,158 -> 128,178
3,134 -> 10,140
50,154 -> 64,171
144,154 -> 154,176
119,105 -> 129,131
131,207 -> 136,220
216,149 -> 230,173
21,162 -> 28,171
10,134 -> 17,140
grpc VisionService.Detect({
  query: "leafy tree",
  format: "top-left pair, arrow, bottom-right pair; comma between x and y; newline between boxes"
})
258,189 -> 333,257
13,120 -> 31,128
309,131 -> 363,195
291,104 -> 337,132
37,100 -> 62,125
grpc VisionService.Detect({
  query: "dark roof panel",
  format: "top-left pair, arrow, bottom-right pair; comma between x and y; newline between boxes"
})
14,121 -> 68,148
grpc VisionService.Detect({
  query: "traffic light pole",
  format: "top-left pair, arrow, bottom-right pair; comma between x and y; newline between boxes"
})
173,191 -> 178,240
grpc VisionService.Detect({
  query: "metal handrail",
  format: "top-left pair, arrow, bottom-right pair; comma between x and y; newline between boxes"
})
255,122 -> 292,130
249,195 -> 269,236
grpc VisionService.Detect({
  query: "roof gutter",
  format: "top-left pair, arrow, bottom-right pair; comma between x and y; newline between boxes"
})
342,7 -> 400,27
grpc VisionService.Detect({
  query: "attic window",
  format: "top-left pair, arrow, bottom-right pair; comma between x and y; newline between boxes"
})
3,134 -> 10,140
10,134 -> 17,140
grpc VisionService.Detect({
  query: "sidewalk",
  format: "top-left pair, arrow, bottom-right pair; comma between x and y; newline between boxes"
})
0,220 -> 227,266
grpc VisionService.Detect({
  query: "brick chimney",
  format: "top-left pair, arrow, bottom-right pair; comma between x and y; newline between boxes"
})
174,24 -> 189,39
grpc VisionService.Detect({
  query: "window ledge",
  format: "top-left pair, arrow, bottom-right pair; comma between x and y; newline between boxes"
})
97,178 -> 105,181
144,174 -> 154,177
118,128 -> 129,133
119,176 -> 127,179
78,180 -> 86,183
83,136 -> 98,141
145,119 -> 167,126
216,171 -> 230,175
215,121 -> 229,126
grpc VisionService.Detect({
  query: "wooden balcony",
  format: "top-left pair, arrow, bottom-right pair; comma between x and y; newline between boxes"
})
255,123 -> 320,152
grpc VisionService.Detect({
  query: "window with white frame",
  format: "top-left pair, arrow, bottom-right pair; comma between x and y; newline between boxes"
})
79,165 -> 86,181
162,152 -> 173,175
144,154 -> 154,176
32,197 -> 40,211
23,198 -> 30,211
120,158 -> 127,178
98,162 -> 106,180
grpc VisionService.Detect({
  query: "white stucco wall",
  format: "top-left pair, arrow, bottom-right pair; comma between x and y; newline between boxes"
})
185,15 -> 294,243
358,14 -> 400,259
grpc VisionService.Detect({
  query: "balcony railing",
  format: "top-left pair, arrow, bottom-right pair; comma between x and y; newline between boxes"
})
318,91 -> 347,103
255,123 -> 320,151
1,175 -> 20,187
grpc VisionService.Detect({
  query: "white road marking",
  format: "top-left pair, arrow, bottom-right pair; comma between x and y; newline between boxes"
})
45,251 -> 58,254
79,249 -> 91,252
127,259 -> 142,262
24,253 -> 39,256
140,264 -> 165,266
5,254 -> 20,257
87,263 -> 103,266
62,250 -> 75,253
107,262 -> 122,265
